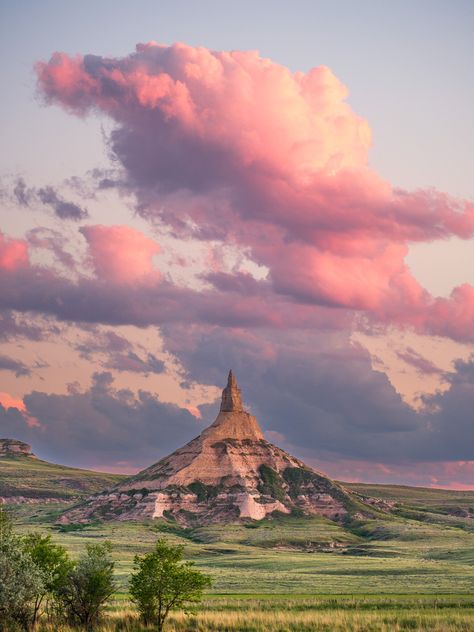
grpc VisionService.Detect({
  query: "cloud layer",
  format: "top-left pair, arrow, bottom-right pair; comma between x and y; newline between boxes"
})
0,372 -> 201,469
36,42 -> 474,340
1,42 -> 473,485
4,327 -> 474,484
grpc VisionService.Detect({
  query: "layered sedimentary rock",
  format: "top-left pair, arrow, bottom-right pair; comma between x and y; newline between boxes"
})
61,371 -> 362,525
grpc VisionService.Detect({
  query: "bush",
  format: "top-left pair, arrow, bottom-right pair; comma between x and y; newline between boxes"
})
58,541 -> 115,630
22,533 -> 73,626
0,509 -> 46,631
257,464 -> 286,501
130,538 -> 211,631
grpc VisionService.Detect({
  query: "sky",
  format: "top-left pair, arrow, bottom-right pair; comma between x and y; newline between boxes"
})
1,0 -> 474,488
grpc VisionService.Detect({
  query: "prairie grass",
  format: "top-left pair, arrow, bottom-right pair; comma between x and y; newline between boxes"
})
35,600 -> 474,632
33,596 -> 474,631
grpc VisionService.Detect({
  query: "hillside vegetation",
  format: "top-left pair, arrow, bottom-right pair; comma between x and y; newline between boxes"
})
0,453 -> 124,501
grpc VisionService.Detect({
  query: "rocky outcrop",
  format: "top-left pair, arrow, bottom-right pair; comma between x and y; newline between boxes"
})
60,371 -> 366,526
0,439 -> 36,458
0,496 -> 69,505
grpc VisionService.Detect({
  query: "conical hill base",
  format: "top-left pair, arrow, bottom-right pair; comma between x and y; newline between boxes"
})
60,371 -> 367,526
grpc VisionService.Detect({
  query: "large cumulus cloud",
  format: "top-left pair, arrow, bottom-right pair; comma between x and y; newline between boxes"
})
35,42 -> 474,340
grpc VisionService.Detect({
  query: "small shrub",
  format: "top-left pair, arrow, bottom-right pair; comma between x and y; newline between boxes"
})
0,509 -> 46,631
257,464 -> 286,502
58,541 -> 116,631
188,481 -> 219,502
130,538 -> 211,632
22,533 -> 73,626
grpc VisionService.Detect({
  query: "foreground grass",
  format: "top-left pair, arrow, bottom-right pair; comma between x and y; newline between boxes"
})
11,509 -> 474,594
34,596 -> 474,631
6,487 -> 474,629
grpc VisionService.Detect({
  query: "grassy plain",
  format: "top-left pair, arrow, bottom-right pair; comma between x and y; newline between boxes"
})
3,456 -> 474,629
11,500 -> 474,630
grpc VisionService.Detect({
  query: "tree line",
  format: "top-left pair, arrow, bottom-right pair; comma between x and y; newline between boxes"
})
0,509 -> 211,631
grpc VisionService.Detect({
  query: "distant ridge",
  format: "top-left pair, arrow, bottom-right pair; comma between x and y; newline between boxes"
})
0,439 -> 124,505
60,371 -> 372,526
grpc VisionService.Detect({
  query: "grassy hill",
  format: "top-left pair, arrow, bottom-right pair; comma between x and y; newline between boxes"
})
345,481 -> 474,532
345,481 -> 474,510
0,453 -> 124,501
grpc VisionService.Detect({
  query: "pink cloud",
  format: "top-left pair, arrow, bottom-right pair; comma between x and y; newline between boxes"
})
37,45 -> 371,175
0,392 -> 26,411
0,232 -> 29,271
35,43 -> 474,239
427,284 -> 474,341
0,392 -> 40,428
0,229 -> 352,330
36,53 -> 97,114
35,43 -> 474,341
80,225 -> 160,284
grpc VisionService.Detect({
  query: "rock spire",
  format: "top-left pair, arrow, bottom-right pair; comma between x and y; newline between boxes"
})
59,369 -> 358,526
220,369 -> 244,412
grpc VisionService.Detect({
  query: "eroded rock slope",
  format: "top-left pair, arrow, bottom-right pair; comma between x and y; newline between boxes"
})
61,371 -> 365,525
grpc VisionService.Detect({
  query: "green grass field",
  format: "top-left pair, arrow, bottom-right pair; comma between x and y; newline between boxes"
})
10,500 -> 474,596
0,454 -> 123,500
3,455 -> 474,630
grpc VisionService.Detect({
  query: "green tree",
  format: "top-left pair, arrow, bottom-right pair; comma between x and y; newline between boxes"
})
130,538 -> 211,632
22,533 -> 73,626
0,507 -> 12,541
58,541 -> 115,631
0,509 -> 45,631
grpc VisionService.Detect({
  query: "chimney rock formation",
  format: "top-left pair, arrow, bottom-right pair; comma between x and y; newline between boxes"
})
220,370 -> 243,411
60,371 -> 362,526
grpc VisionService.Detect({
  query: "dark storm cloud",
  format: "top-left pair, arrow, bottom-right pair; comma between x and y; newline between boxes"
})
417,357 -> 474,461
0,372 -> 202,469
0,404 -> 27,436
0,311 -> 44,341
0,354 -> 31,377
2,330 -> 474,470
163,325 -> 474,465
164,326 -> 419,460
75,329 -> 165,375
396,347 -> 443,376
37,185 -> 89,221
